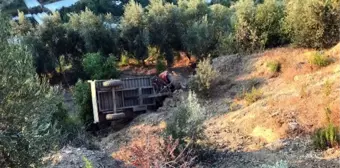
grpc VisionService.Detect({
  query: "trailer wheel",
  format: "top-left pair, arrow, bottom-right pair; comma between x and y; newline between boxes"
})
103,80 -> 123,87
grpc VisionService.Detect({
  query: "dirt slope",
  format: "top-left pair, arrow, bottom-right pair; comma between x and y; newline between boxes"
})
205,46 -> 340,152
68,45 -> 340,167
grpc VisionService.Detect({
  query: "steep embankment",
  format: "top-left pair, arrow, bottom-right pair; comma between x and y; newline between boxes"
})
107,45 -> 340,167
206,46 -> 340,151
47,45 -> 340,167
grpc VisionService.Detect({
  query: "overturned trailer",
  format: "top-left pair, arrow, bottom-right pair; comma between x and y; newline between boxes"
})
88,76 -> 171,123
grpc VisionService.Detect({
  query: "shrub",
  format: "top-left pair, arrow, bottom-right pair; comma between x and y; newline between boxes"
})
284,0 -> 340,48
0,19 -> 63,167
308,52 -> 331,67
267,61 -> 281,73
254,0 -> 286,48
147,46 -> 161,63
104,56 -> 120,78
244,87 -> 263,105
189,57 -> 218,95
83,156 -> 93,168
233,0 -> 286,52
74,80 -> 93,126
313,123 -> 340,150
229,101 -> 240,111
313,107 -> 340,150
82,53 -> 120,80
113,136 -> 194,168
233,0 -> 259,52
119,53 -> 129,67
54,107 -> 95,148
165,91 -> 206,145
156,59 -> 166,74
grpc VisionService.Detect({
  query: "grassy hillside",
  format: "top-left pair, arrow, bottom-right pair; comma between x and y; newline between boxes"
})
101,44 -> 340,167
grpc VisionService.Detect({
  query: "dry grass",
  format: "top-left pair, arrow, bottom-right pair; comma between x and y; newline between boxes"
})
112,134 -> 195,168
112,43 -> 340,157
204,43 -> 340,151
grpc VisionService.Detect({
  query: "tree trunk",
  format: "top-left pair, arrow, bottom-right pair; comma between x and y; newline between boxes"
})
57,57 -> 70,88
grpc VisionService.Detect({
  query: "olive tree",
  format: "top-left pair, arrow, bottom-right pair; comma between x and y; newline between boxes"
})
181,16 -> 215,59
121,1 -> 149,63
146,0 -> 178,65
68,8 -> 119,56
0,15 -> 63,167
284,0 -> 340,48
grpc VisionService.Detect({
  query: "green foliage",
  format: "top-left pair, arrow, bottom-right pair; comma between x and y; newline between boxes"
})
165,91 -> 206,145
147,46 -> 161,60
189,57 -> 218,95
9,0 -> 340,89
244,87 -> 263,105
121,1 -> 149,62
80,53 -> 119,126
55,55 -> 73,73
67,8 -> 119,55
208,4 -> 234,55
182,16 -> 214,59
267,60 -> 281,73
0,18 -> 63,167
156,59 -> 167,74
178,0 -> 209,21
74,81 -> 93,126
229,101 -> 240,111
146,0 -> 180,65
313,107 -> 340,150
254,0 -> 285,47
313,123 -> 340,150
233,0 -> 285,52
308,52 -> 332,67
119,53 -> 129,67
52,103 -> 95,148
82,53 -> 120,80
10,10 -> 33,36
233,0 -> 259,52
30,12 -> 85,77
284,0 -> 340,48
178,0 -> 215,58
82,156 -> 93,168
260,160 -> 288,168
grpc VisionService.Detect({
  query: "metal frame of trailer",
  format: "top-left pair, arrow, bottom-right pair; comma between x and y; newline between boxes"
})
88,76 -> 171,123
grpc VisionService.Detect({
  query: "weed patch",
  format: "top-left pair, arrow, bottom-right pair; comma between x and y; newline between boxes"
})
119,54 -> 129,67
267,61 -> 281,73
308,52 -> 332,67
313,107 -> 340,150
244,87 -> 263,105
323,80 -> 333,97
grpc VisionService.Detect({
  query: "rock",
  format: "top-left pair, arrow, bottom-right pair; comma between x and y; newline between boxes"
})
288,121 -> 299,132
265,140 -> 287,151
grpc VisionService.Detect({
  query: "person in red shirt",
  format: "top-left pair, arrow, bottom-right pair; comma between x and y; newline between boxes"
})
158,70 -> 170,84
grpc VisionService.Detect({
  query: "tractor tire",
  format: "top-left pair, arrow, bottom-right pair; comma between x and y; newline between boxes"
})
103,80 -> 123,87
